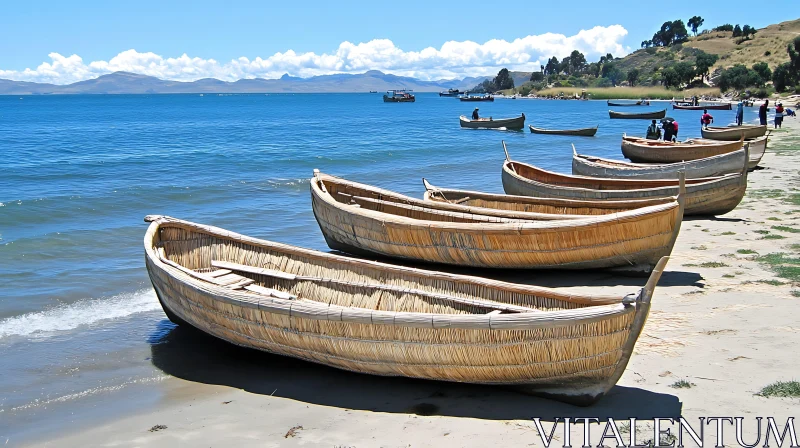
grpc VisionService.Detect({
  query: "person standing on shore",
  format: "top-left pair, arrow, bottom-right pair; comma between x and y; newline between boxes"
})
646,120 -> 661,139
701,109 -> 714,129
736,101 -> 744,126
775,103 -> 784,128
662,119 -> 674,141
759,100 -> 769,125
672,120 -> 679,141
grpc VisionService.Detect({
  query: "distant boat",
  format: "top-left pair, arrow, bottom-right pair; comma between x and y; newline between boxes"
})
459,95 -> 494,102
383,90 -> 415,103
607,100 -> 649,106
529,124 -> 598,136
459,114 -> 525,130
369,90 -> 378,93
609,109 -> 667,119
439,88 -> 463,97
672,103 -> 732,110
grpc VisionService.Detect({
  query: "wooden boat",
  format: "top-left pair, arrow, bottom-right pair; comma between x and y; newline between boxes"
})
609,109 -> 667,119
744,136 -> 768,170
529,124 -> 598,136
672,103 -> 732,110
383,90 -> 415,103
311,171 -> 683,272
439,89 -> 463,97
573,146 -> 746,179
460,114 -> 525,130
502,144 -> 747,216
460,95 -> 494,102
423,180 -> 679,216
620,135 -> 744,163
145,215 -> 670,405
607,100 -> 648,107
700,125 -> 767,140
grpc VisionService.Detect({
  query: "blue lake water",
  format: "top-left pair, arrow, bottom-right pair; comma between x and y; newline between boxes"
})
0,93 -> 749,441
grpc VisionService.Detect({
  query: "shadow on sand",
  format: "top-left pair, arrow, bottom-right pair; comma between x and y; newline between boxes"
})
150,320 -> 682,420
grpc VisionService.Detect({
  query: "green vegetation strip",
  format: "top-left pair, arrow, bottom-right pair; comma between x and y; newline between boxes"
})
757,381 -> 800,398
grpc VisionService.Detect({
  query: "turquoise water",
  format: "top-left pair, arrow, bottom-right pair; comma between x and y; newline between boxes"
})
0,93 -> 745,440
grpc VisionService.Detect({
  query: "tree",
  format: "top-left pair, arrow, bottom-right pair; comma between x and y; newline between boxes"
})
544,56 -> 560,76
662,67 -> 679,88
694,51 -> 719,81
713,24 -> 734,32
569,50 -> 587,74
718,64 -> 763,91
688,16 -> 704,36
492,68 -> 514,91
652,20 -> 690,47
752,62 -> 772,82
741,25 -> 757,41
673,62 -> 696,86
732,24 -> 742,38
602,63 -> 625,86
772,63 -> 794,92
790,36 -> 800,72
627,68 -> 640,86
530,71 -> 544,82
641,40 -> 652,49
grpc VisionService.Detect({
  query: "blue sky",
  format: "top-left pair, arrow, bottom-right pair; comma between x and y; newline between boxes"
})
0,1 -> 793,83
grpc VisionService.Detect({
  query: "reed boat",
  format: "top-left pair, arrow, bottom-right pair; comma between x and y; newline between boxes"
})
607,100 -> 649,107
144,215 -> 670,405
460,114 -> 525,130
609,109 -> 667,119
422,180 -> 679,215
672,103 -> 732,110
310,171 -> 683,272
502,143 -> 747,216
620,134 -> 744,163
573,146 -> 746,179
529,124 -> 598,136
459,95 -> 494,102
700,125 -> 767,140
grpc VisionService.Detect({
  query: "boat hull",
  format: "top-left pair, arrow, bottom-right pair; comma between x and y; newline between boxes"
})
529,125 -> 598,136
609,109 -> 667,119
311,173 -> 681,271
672,103 -> 732,110
502,159 -> 747,216
460,96 -> 494,102
460,115 -> 525,130
621,138 -> 743,163
573,150 -> 746,179
700,125 -> 767,140
145,216 -> 666,405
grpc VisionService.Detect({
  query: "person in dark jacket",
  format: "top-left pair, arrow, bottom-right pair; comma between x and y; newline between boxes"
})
759,100 -> 769,125
472,108 -> 480,120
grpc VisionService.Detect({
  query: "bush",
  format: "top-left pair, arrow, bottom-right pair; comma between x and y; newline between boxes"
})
714,24 -> 734,32
764,50 -> 771,56
645,47 -> 657,55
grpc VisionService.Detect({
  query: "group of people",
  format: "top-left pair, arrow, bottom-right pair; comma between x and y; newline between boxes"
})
646,118 -> 679,141
758,100 -> 795,129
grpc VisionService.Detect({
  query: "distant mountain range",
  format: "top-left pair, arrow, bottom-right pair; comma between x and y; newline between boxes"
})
0,70 -> 489,95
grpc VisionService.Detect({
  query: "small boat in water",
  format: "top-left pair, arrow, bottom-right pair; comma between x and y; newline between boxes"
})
609,109 -> 667,119
607,100 -> 649,107
672,103 -> 732,110
144,215 -> 669,405
460,114 -> 525,130
459,95 -> 494,102
383,90 -> 415,103
369,90 -> 378,93
700,125 -> 767,141
439,88 -> 463,97
310,171 -> 682,272
529,124 -> 598,136
502,143 -> 748,216
573,146 -> 747,179
620,135 -> 744,163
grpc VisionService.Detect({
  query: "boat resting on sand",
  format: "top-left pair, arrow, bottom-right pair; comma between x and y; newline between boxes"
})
700,125 -> 767,141
609,109 -> 667,119
620,135 -> 744,163
672,103 -> 732,110
573,146 -> 746,179
422,180 -> 679,216
144,215 -> 670,405
310,171 -> 683,272
460,114 -> 525,130
502,143 -> 747,216
529,124 -> 598,136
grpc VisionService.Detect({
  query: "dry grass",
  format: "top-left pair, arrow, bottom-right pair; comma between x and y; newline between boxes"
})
536,86 -> 719,100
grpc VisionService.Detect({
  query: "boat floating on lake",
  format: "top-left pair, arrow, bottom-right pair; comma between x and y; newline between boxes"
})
460,114 -> 525,130
383,90 -> 415,102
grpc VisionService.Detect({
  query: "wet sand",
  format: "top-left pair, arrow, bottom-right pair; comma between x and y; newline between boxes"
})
28,117 -> 800,447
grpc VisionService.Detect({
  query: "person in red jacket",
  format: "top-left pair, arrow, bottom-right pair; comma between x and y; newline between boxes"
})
700,109 -> 714,129
672,120 -> 679,141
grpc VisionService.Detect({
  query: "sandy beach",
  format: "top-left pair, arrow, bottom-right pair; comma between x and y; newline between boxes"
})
25,116 -> 800,447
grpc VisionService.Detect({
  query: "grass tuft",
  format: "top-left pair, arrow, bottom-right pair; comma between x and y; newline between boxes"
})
670,379 -> 695,389
737,249 -> 757,254
760,234 -> 787,240
754,230 -> 771,235
757,381 -> 800,398
722,274 -> 735,278
771,225 -> 800,233
692,245 -> 708,250
700,262 -> 729,268
720,231 -> 736,235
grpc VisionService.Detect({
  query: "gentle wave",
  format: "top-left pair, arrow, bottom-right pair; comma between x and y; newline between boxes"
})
0,289 -> 161,339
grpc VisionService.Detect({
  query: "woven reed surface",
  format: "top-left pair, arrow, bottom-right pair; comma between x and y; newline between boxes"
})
572,150 -> 745,180
502,160 -> 746,216
311,174 -> 680,270
145,218 -> 659,393
425,187 -> 676,215
621,139 -> 743,163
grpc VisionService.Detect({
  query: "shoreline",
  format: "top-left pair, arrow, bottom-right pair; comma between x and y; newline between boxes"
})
22,118 -> 800,447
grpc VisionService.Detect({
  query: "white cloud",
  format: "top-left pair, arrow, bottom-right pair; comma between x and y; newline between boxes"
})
0,25 -> 630,84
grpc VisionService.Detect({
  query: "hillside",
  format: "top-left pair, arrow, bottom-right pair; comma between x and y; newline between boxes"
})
0,70 -> 485,95
614,18 -> 800,76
